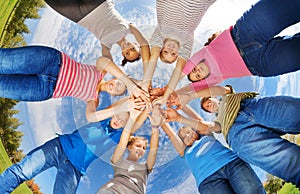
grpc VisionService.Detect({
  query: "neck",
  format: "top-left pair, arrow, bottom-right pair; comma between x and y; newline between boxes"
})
98,80 -> 106,93
117,37 -> 126,46
127,155 -> 138,162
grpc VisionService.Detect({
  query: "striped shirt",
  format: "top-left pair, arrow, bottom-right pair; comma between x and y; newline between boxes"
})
215,92 -> 259,139
151,0 -> 216,60
52,52 -> 104,101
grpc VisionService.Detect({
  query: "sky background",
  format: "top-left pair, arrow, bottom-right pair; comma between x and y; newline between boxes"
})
12,0 -> 300,193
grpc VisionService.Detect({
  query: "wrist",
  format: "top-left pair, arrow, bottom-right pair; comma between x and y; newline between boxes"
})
151,124 -> 160,129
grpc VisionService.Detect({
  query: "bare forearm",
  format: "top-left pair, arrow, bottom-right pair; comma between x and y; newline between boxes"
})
161,124 -> 185,156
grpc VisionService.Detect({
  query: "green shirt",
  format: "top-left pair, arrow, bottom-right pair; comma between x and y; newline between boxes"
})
215,92 -> 259,139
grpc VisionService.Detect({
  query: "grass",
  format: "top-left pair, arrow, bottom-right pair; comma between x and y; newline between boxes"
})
0,0 -> 19,45
0,139 -> 32,193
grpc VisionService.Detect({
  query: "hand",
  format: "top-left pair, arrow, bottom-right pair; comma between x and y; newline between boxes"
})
167,94 -> 189,110
148,104 -> 164,127
120,96 -> 146,112
161,108 -> 179,122
149,87 -> 166,97
129,85 -> 150,103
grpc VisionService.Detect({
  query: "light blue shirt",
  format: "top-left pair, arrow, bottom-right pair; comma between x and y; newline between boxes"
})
184,135 -> 237,186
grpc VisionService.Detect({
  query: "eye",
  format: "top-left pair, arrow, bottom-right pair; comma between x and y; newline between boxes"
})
131,47 -> 136,51
163,50 -> 168,54
171,52 -> 177,57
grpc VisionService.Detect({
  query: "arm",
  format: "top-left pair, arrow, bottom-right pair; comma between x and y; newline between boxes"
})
141,46 -> 160,90
111,108 -> 142,164
161,123 -> 186,156
181,105 -> 203,121
163,108 -> 215,135
129,24 -> 151,76
146,105 -> 163,171
101,44 -> 113,61
169,86 -> 231,109
96,57 -> 149,101
154,57 -> 186,105
85,97 -> 130,122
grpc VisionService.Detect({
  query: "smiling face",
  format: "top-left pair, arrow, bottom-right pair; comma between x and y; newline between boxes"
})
127,137 -> 147,161
188,60 -> 210,82
121,41 -> 141,61
161,38 -> 179,63
110,112 -> 129,129
105,79 -> 126,96
201,97 -> 219,113
178,126 -> 199,147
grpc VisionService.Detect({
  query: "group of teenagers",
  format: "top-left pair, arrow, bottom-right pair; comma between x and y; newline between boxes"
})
1,0 -> 300,193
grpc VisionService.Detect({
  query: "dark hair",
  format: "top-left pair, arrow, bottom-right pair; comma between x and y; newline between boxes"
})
120,54 -> 141,66
204,31 -> 221,46
200,97 -> 212,113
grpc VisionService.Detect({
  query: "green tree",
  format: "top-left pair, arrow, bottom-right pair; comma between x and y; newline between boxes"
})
1,0 -> 45,47
0,98 -> 23,162
278,183 -> 300,194
264,174 -> 285,194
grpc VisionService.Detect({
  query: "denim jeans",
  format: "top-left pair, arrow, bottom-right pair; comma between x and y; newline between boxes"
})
0,138 -> 82,194
198,158 -> 265,194
0,46 -> 61,101
231,0 -> 300,76
227,96 -> 300,188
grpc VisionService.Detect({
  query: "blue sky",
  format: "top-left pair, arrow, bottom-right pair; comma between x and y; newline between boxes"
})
12,0 -> 300,193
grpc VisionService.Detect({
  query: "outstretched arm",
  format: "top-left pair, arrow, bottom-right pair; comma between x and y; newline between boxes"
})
141,46 -> 160,91
101,44 -> 113,61
168,86 -> 232,109
153,57 -> 186,105
129,23 -> 150,75
181,105 -> 203,121
111,107 -> 143,164
161,123 -> 186,156
86,96 -> 131,122
146,105 -> 163,172
96,57 -> 150,102
162,108 -> 217,135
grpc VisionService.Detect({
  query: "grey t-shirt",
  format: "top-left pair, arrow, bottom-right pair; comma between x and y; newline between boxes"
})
100,158 -> 148,194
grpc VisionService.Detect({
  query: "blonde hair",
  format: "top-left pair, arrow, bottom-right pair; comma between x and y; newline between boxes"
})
127,136 -> 148,148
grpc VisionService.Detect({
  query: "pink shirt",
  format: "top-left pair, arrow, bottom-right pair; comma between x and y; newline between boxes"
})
52,53 -> 105,101
182,27 -> 252,91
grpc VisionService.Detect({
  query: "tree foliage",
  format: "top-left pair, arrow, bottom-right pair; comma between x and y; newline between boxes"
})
264,174 -> 285,194
278,183 -> 300,194
0,98 -> 23,162
1,0 -> 45,48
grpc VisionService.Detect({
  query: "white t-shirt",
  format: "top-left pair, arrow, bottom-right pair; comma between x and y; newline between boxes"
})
151,0 -> 216,60
78,0 -> 130,48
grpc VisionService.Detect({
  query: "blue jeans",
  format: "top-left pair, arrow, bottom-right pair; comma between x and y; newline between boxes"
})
227,96 -> 300,188
0,138 -> 82,194
0,46 -> 61,101
231,0 -> 300,76
199,158 -> 265,194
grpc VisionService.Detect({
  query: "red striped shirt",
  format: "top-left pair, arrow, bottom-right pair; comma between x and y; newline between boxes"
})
52,52 -> 104,101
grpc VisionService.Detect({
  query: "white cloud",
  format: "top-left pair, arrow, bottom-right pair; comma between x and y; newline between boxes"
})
31,6 -> 66,46
26,99 -> 62,145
